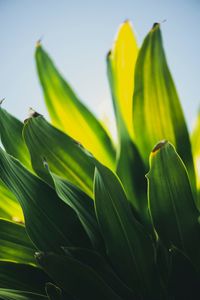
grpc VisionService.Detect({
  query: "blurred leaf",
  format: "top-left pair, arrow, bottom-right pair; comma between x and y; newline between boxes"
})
0,108 -> 32,171
35,44 -> 115,169
23,115 -> 94,197
133,23 -> 195,195
168,247 -> 200,299
147,141 -> 200,269
107,24 -> 148,223
0,289 -> 47,300
107,20 -> 138,140
191,111 -> 200,208
63,247 -> 137,300
0,148 -> 91,252
49,172 -> 103,250
0,218 -> 36,265
45,283 -> 63,300
36,252 -> 123,300
0,181 -> 24,222
0,261 -> 49,294
93,159 -> 159,297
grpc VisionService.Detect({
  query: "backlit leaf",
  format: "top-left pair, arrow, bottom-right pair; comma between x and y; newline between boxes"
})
35,44 -> 115,169
133,23 -> 195,195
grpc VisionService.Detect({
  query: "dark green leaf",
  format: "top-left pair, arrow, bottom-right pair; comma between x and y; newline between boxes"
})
147,141 -> 200,269
45,283 -> 62,300
0,148 -> 91,252
63,247 -> 137,300
49,172 -> 103,250
0,289 -> 47,300
36,252 -> 122,300
93,159 -> 159,297
0,261 -> 49,294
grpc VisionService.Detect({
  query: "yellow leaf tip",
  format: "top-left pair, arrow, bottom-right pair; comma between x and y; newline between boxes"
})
152,140 -> 168,154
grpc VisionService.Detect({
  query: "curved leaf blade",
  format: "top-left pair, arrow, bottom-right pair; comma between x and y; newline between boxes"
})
107,24 -> 148,223
0,148 -> 91,252
133,23 -> 195,194
147,141 -> 200,269
0,218 -> 35,265
0,289 -> 47,300
49,172 -> 103,250
93,159 -> 159,297
0,261 -> 49,294
0,108 -> 32,171
36,252 -> 123,300
35,44 -> 115,169
23,115 -> 94,197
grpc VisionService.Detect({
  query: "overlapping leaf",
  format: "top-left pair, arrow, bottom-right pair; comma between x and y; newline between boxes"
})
35,44 -> 115,169
49,171 -> 103,250
107,22 -> 148,222
133,23 -> 196,196
36,252 -> 123,300
147,141 -> 200,269
93,159 -> 159,297
0,261 -> 49,294
23,115 -> 94,197
0,148 -> 91,252
0,289 -> 47,300
0,218 -> 35,265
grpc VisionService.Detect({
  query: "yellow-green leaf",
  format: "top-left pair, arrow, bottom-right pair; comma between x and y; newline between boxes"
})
108,20 -> 138,139
133,23 -> 195,195
191,111 -> 200,208
35,44 -> 115,169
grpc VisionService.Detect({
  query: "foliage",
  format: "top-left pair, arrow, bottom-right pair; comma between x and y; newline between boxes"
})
0,21 -> 199,299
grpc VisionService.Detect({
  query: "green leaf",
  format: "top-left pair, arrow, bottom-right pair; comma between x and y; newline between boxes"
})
0,148 -> 91,252
0,108 -> 32,171
133,23 -> 195,195
63,247 -> 136,300
45,283 -> 63,300
168,247 -> 200,299
93,159 -> 159,297
0,218 -> 36,265
0,181 -> 24,222
0,261 -> 49,294
23,115 -> 94,197
0,289 -> 47,300
107,24 -> 148,224
147,141 -> 200,269
49,172 -> 103,250
35,44 -> 115,169
191,111 -> 200,208
36,252 -> 123,300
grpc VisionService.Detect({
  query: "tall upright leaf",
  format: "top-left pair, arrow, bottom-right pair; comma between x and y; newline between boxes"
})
23,115 -> 94,197
147,141 -> 200,269
35,44 -> 115,169
0,148 -> 91,252
94,159 -> 159,297
107,22 -> 147,221
133,23 -> 195,195
191,111 -> 200,208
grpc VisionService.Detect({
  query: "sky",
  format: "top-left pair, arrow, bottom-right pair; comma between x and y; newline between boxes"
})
0,0 -> 200,131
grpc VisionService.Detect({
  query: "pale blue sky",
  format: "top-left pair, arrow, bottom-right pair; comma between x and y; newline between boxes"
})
0,0 -> 200,131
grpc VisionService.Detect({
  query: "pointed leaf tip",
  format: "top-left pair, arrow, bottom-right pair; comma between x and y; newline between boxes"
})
152,140 -> 168,153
